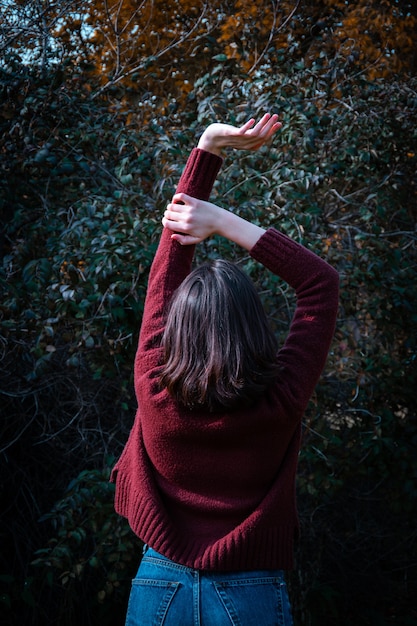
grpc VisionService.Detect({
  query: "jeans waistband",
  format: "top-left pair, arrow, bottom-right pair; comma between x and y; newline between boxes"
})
141,545 -> 285,580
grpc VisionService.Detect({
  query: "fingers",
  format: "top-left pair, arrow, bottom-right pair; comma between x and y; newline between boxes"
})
162,215 -> 193,239
238,113 -> 281,147
252,113 -> 281,137
163,194 -> 190,225
239,118 -> 256,133
163,195 -> 195,234
163,207 -> 188,229
253,113 -> 275,131
170,233 -> 200,246
171,192 -> 189,204
162,204 -> 205,245
165,193 -> 194,220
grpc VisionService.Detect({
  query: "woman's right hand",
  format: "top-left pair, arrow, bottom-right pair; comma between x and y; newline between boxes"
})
197,113 -> 281,156
162,193 -> 266,250
162,193 -> 223,245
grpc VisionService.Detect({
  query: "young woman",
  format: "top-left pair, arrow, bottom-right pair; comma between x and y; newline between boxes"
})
111,114 -> 339,625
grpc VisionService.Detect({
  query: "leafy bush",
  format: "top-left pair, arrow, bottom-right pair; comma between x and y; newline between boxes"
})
29,466 -> 141,626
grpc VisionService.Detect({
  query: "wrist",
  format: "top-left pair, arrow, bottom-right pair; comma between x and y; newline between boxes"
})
197,131 -> 222,157
216,210 -> 266,251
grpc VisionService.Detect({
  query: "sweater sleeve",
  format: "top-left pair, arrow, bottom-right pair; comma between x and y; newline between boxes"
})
136,148 -> 223,359
250,228 -> 339,412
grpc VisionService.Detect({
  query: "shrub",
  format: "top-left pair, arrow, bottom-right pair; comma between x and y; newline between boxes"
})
30,465 -> 141,626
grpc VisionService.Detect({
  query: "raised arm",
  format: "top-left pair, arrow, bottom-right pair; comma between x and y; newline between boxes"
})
138,114 -> 281,356
162,113 -> 281,247
162,159 -> 339,413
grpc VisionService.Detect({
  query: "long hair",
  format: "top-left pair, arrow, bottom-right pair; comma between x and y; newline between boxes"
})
160,259 -> 280,412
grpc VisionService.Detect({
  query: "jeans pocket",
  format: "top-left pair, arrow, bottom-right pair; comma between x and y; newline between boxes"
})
125,579 -> 181,626
213,577 -> 293,626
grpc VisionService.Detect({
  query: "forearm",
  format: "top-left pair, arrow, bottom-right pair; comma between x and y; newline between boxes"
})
175,148 -> 223,200
216,208 -> 266,251
138,149 -> 222,353
250,228 -> 339,410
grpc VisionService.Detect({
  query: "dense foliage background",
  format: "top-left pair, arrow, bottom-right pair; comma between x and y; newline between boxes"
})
1,1 -> 416,624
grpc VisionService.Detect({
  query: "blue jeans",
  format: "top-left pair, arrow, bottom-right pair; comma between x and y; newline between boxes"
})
125,547 -> 293,626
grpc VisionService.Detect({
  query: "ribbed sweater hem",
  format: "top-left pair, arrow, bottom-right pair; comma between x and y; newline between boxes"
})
111,465 -> 296,572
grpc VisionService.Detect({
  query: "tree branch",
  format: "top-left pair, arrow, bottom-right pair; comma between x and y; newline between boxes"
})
91,2 -> 213,98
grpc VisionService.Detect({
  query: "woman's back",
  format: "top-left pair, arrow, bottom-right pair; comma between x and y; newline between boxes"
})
111,114 -> 339,624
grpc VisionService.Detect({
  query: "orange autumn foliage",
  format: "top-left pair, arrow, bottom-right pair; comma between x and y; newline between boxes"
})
51,0 -> 416,98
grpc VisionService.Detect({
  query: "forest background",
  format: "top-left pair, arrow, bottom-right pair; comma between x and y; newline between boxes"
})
1,0 -> 416,624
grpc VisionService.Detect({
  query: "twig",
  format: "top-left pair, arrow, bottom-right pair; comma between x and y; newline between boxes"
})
91,3 -> 212,99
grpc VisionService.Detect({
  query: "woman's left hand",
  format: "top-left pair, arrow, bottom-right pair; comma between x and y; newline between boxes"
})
197,113 -> 281,156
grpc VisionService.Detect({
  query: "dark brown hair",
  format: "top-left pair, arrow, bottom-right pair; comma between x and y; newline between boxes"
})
160,259 -> 280,412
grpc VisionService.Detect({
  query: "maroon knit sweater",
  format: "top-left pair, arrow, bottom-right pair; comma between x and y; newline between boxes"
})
111,148 -> 339,571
